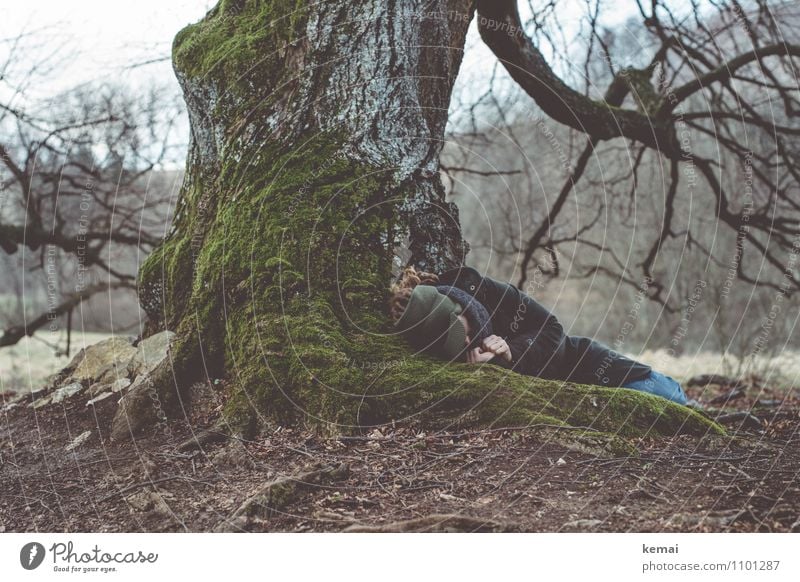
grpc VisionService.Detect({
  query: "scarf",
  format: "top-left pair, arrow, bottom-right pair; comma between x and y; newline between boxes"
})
435,285 -> 493,347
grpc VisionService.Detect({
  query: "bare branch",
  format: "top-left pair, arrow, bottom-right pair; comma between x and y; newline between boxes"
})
0,281 -> 135,347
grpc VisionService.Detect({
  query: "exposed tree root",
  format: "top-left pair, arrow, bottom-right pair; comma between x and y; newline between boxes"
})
215,462 -> 350,532
342,513 -> 521,533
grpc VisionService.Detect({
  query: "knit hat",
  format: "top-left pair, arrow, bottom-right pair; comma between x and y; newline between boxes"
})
435,285 -> 493,347
394,285 -> 467,359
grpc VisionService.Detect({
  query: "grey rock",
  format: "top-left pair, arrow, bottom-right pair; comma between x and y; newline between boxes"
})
110,377 -> 132,393
127,331 -> 175,378
29,382 -> 84,408
30,395 -> 52,409
65,430 -> 92,451
4,385 -> 48,410
88,377 -> 131,398
50,382 -> 85,403
67,337 -> 137,386
86,392 -> 113,407
110,375 -> 162,442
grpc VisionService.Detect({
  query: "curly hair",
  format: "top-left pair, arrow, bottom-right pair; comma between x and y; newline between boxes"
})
388,265 -> 439,323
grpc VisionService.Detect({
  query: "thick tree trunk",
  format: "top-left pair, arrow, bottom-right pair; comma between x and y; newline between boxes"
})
128,0 -> 721,452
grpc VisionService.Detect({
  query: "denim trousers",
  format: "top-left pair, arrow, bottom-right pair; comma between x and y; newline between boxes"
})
620,369 -> 688,405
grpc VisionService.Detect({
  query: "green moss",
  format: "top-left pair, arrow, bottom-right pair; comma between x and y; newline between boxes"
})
162,131 -> 394,436
138,1 -> 725,455
173,0 -> 308,93
137,228 -> 195,329
148,123 -> 722,444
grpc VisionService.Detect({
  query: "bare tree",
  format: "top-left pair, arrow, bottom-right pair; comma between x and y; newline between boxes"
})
121,0 -> 717,445
446,0 -> 800,311
0,31 -> 185,349
436,0 -> 800,373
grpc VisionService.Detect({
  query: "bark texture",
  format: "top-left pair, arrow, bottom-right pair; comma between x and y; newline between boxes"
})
133,0 -> 721,452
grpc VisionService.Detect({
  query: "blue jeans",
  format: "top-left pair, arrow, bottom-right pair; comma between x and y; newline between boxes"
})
621,369 -> 688,405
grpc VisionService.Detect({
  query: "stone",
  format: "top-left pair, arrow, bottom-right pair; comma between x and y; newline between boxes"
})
87,382 -> 107,397
127,331 -> 175,378
29,382 -> 84,408
67,337 -> 137,386
65,430 -> 92,451
86,392 -> 113,407
2,401 -> 19,412
88,377 -> 131,398
110,375 -> 162,442
4,385 -> 48,410
30,395 -> 52,409
110,378 -> 132,393
216,463 -> 350,531
50,382 -> 85,404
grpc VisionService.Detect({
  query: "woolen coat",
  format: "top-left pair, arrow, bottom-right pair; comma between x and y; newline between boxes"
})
426,266 -> 652,387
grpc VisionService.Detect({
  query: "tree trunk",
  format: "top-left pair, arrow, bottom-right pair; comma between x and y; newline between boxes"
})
128,0 -> 721,452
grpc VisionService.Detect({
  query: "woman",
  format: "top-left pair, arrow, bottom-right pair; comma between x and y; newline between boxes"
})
390,265 -> 693,406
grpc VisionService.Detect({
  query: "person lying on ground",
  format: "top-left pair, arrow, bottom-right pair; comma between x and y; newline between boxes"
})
389,265 -> 697,407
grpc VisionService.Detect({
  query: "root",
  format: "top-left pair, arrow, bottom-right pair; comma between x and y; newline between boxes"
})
215,462 -> 350,531
342,513 -> 522,532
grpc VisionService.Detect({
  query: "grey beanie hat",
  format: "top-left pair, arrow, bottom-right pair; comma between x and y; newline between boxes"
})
394,285 -> 467,359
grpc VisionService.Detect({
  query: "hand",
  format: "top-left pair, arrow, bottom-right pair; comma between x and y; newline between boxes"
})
466,346 -> 496,364
481,335 -> 513,362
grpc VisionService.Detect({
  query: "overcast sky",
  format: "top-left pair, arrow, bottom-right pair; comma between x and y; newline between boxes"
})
2,0 -> 214,98
2,1 -> 643,99
0,0 -> 650,161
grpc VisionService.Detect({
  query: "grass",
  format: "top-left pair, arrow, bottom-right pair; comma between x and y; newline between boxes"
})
638,348 -> 800,389
0,331 -> 115,394
3,331 -> 796,397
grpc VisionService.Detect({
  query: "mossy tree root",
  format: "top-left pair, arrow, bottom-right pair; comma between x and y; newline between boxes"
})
131,1 -> 725,455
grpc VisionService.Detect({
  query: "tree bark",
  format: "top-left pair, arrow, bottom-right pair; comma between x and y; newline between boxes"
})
131,0 -> 721,450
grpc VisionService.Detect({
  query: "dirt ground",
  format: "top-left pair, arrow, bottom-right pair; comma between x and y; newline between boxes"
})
1,379 -> 798,533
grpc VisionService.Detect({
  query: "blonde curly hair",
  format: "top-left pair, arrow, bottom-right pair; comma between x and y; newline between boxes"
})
388,265 -> 439,323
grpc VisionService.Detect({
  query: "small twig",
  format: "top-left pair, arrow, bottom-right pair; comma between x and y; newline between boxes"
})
726,462 -> 754,481
50,456 -> 140,475
34,498 -> 54,513
575,456 -> 637,466
631,485 -> 662,500
215,430 -> 318,460
637,475 -> 678,499
96,475 -> 215,503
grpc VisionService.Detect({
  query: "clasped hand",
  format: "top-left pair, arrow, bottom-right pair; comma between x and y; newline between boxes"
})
465,334 -> 513,364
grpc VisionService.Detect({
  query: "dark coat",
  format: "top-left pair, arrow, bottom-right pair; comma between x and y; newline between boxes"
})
427,266 -> 652,387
